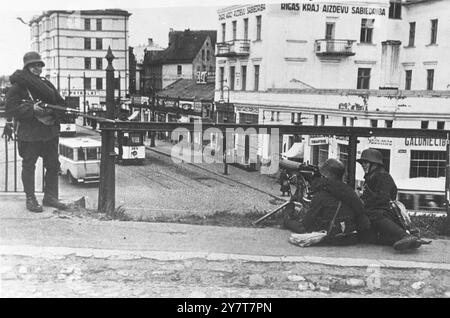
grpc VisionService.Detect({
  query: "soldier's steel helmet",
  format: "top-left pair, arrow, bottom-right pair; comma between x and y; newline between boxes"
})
319,158 -> 345,180
357,148 -> 384,166
23,51 -> 45,68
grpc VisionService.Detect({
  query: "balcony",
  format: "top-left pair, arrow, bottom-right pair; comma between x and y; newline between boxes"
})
216,39 -> 250,57
314,39 -> 356,57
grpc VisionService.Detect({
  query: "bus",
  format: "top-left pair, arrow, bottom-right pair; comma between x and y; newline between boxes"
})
115,131 -> 145,164
59,137 -> 101,184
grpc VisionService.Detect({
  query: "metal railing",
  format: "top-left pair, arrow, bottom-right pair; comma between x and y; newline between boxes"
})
1,124 -> 45,193
216,39 -> 251,57
315,39 -> 356,56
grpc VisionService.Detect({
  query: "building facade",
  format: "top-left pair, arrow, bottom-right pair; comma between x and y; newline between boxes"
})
143,29 -> 217,93
215,1 -> 450,193
29,9 -> 131,108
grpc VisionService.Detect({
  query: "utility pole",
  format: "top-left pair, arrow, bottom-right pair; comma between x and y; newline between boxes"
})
68,74 -> 71,97
83,72 -> 86,126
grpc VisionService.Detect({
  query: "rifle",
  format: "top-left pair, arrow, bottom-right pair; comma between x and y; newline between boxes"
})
36,101 -> 115,123
22,99 -> 116,125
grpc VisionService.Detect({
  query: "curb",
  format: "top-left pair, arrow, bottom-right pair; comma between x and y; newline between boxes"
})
2,244 -> 450,271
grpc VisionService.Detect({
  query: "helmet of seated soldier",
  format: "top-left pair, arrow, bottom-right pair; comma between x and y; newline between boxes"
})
319,158 -> 345,181
357,148 -> 384,166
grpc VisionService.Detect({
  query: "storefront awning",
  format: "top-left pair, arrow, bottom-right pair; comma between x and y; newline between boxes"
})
128,110 -> 140,121
282,142 -> 304,159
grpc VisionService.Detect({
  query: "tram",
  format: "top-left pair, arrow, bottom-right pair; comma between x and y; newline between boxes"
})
115,131 -> 146,165
60,96 -> 78,136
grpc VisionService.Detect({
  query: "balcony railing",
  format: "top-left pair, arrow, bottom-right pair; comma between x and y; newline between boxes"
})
314,39 -> 356,57
216,39 -> 250,57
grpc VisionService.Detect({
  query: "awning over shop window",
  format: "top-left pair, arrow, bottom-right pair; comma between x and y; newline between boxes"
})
128,110 -> 140,121
282,142 -> 304,159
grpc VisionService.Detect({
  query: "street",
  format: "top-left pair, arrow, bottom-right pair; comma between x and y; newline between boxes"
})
60,123 -> 281,219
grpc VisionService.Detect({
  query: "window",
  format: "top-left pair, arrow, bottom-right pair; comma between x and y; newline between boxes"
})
320,115 -> 325,126
277,112 -> 280,122
408,22 -> 415,47
84,57 -> 91,70
421,121 -> 429,129
229,66 -> 235,90
254,65 -> 260,91
342,117 -> 347,126
221,23 -> 226,42
437,121 -> 445,130
430,19 -> 438,44
177,65 -> 182,76
202,49 -> 205,60
96,38 -> 102,50
360,19 -> 374,43
219,67 -> 224,91
405,70 -> 412,90
96,78 -> 103,90
270,111 -> 274,121
232,21 -> 237,41
427,69 -> 434,90
244,18 -> 248,40
96,58 -> 102,70
256,15 -> 262,40
241,66 -> 247,91
84,38 -> 91,50
370,120 -> 378,128
385,120 -> 393,128
84,18 -> 90,30
410,150 -> 446,178
96,19 -> 102,31
84,77 -> 91,90
291,113 -> 295,124
357,68 -> 371,89
388,0 -> 401,19
206,50 -> 210,61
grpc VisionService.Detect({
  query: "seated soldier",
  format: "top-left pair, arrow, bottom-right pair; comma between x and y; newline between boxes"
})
284,158 -> 371,246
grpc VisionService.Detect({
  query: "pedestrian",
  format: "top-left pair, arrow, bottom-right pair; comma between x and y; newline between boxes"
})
279,169 -> 291,197
357,148 -> 422,251
5,51 -> 70,212
284,158 -> 371,246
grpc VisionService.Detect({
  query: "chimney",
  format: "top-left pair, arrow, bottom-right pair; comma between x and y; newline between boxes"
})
148,38 -> 153,46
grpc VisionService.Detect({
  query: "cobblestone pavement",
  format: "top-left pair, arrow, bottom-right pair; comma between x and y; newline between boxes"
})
1,254 -> 450,298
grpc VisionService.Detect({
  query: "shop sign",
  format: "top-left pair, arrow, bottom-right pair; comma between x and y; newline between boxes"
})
280,3 -> 386,16
404,138 -> 448,147
180,101 -> 194,111
309,137 -> 329,146
235,105 -> 259,114
164,100 -> 179,108
368,137 -> 392,147
219,4 -> 266,20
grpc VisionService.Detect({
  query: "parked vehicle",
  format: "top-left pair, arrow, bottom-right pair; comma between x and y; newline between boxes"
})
59,137 -> 101,184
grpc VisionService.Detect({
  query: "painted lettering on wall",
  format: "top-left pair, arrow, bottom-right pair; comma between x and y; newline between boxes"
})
219,4 -> 266,20
404,138 -> 448,147
280,3 -> 386,16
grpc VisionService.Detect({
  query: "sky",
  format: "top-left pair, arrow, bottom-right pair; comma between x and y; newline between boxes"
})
0,0 -> 254,76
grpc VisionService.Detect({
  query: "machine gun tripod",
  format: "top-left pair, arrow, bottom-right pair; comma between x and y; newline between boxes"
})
252,160 -> 320,226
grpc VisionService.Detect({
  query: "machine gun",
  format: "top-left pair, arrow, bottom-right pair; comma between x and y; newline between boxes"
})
252,159 -> 320,226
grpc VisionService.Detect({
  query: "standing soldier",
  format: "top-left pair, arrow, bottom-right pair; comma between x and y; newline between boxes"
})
6,51 -> 71,212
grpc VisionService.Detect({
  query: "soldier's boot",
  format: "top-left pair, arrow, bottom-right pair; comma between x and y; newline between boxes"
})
26,195 -> 43,213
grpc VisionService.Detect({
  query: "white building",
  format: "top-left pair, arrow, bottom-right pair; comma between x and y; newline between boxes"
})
29,9 -> 131,107
215,1 -> 450,194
